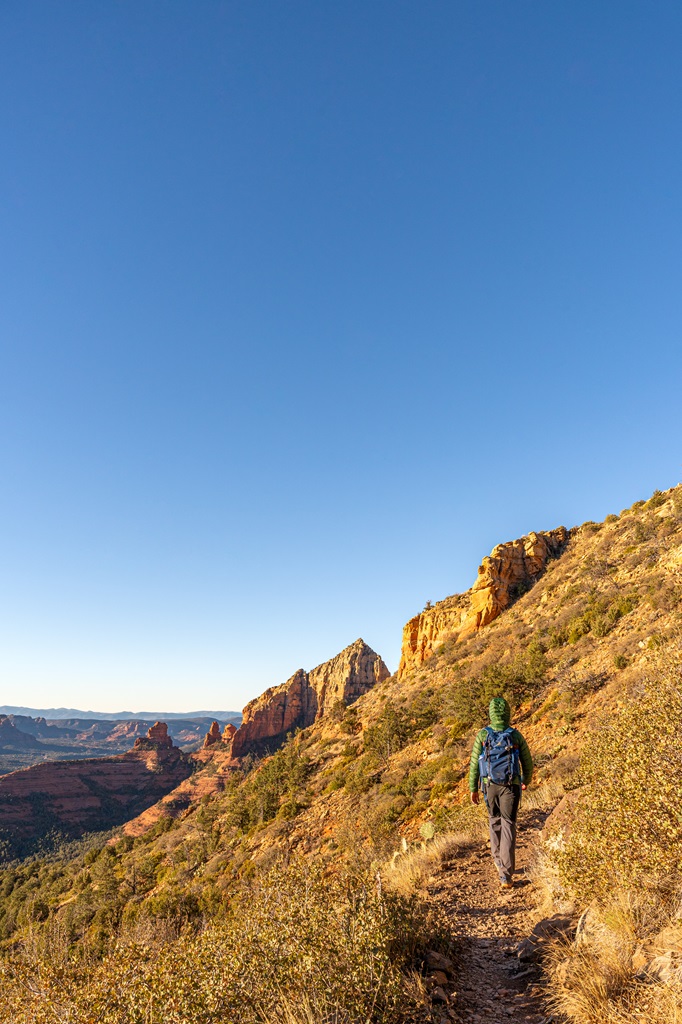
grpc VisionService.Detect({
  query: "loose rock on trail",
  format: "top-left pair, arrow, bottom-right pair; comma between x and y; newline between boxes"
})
422,807 -> 562,1024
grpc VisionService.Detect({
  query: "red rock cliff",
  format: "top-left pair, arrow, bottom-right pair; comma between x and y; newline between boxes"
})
0,726 -> 191,856
398,527 -> 569,676
230,639 -> 389,757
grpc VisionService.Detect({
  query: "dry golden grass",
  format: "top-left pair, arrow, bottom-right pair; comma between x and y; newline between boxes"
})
521,778 -> 566,811
260,973 -> 430,1024
536,641 -> 682,1022
544,883 -> 682,1022
383,832 -> 467,897
0,858 -> 438,1024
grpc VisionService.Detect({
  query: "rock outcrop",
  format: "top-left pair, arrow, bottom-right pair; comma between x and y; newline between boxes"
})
223,722 -> 237,742
0,736 -> 192,857
398,595 -> 469,678
399,528 -> 569,676
0,717 -> 43,750
203,721 -> 222,747
230,639 -> 389,758
133,721 -> 173,750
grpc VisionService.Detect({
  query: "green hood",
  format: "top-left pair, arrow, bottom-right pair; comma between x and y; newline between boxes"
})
489,697 -> 511,731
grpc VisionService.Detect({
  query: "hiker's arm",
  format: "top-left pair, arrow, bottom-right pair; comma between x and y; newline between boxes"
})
517,732 -> 533,787
468,732 -> 484,795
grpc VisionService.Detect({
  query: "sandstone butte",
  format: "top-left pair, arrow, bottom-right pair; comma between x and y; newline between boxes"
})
203,720 -> 223,747
201,721 -> 236,747
398,527 -> 569,677
229,638 -> 390,758
123,641 -> 389,836
0,723 -> 191,854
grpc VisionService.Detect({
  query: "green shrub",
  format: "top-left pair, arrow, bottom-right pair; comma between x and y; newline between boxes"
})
344,755 -> 379,795
591,616 -> 610,638
443,643 -> 548,727
558,593 -> 638,648
554,660 -> 682,903
363,702 -> 410,763
567,616 -> 591,644
645,489 -> 666,510
631,520 -> 654,543
324,770 -> 347,793
339,706 -> 361,735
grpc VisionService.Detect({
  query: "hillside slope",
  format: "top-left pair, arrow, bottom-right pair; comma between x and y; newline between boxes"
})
0,484 -> 680,1023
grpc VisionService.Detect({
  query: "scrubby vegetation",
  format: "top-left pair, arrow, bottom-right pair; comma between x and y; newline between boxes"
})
0,858 -> 443,1024
2,484 -> 682,1021
542,645 -> 682,1023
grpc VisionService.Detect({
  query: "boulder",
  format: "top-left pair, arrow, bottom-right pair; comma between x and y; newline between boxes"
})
517,913 -> 574,961
424,950 -> 455,974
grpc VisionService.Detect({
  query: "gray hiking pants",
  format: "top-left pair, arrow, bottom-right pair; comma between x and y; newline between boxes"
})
485,782 -> 521,883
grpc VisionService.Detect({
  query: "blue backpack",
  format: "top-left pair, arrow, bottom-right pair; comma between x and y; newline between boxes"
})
478,726 -> 520,786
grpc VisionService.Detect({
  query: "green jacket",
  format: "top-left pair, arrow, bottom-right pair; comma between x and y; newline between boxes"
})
468,697 -> 533,792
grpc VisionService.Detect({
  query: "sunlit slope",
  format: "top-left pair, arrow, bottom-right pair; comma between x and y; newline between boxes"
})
0,485 -> 680,945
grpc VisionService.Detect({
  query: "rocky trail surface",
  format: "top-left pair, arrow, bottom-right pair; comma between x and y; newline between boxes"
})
422,807 -> 566,1024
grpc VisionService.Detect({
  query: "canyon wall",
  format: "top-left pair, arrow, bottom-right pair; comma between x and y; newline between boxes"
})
0,724 -> 192,857
230,639 -> 389,757
398,527 -> 570,676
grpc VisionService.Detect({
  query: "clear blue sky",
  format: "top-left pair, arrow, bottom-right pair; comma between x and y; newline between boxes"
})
1,2 -> 681,713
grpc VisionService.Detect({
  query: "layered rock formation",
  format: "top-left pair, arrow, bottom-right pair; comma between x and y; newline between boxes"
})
124,745 -> 236,837
230,639 -> 389,758
0,728 -> 192,857
399,527 -> 570,676
133,721 -> 173,750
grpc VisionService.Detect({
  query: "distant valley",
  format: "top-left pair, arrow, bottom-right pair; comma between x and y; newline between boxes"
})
0,708 -> 242,775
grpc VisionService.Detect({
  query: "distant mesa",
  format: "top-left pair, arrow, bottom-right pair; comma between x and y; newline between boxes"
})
0,716 -> 43,751
229,638 -> 389,759
0,720 -> 191,858
0,706 -> 242,724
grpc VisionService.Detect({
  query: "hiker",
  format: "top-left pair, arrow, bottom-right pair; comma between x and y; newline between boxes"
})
468,697 -> 533,889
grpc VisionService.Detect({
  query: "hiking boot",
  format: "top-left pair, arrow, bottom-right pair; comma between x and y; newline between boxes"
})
500,879 -> 515,889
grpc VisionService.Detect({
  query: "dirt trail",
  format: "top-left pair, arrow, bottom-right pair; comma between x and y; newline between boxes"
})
424,807 -> 559,1024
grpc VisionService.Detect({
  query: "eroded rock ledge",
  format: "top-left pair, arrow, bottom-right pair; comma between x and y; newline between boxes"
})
230,638 -> 389,757
398,527 -> 569,676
